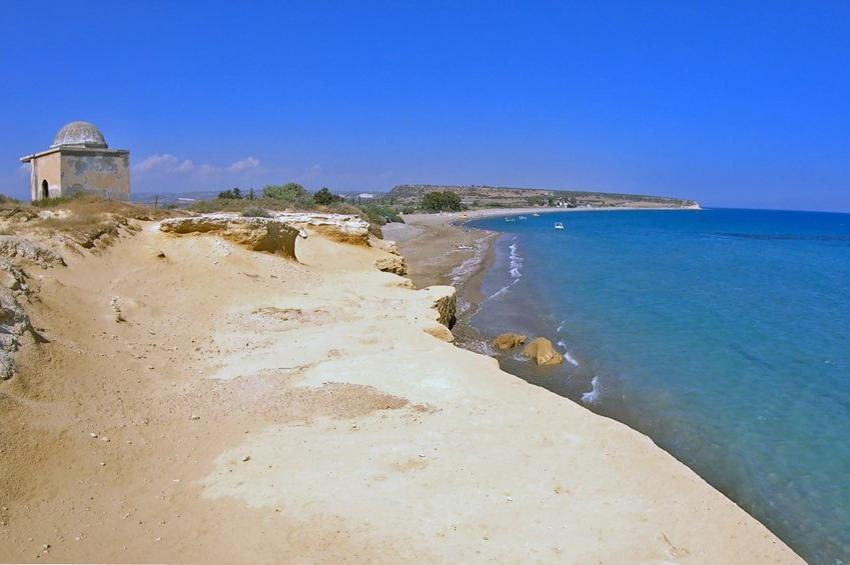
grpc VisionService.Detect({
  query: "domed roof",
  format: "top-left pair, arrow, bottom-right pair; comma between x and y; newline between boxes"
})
51,121 -> 107,149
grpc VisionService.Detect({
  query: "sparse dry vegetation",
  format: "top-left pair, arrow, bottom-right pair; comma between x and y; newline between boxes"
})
0,195 -> 181,249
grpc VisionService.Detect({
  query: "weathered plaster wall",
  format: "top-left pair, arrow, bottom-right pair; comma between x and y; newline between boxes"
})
30,152 -> 62,201
60,151 -> 130,200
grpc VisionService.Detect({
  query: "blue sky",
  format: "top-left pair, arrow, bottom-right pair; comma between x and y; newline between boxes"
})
2,1 -> 849,211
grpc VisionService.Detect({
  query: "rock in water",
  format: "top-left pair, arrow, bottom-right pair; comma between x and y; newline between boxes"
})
493,332 -> 526,350
522,337 -> 564,366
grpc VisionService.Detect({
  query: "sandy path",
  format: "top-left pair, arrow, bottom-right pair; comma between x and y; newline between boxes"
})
0,220 -> 799,563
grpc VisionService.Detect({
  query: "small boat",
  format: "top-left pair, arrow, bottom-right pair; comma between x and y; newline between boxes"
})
554,222 -> 564,230
518,216 -> 528,220
505,217 -> 515,222
532,213 -> 540,217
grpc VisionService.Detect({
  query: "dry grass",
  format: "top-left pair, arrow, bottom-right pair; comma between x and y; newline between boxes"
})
0,196 -> 181,244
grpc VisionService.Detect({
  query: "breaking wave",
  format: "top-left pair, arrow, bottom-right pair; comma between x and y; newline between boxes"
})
581,376 -> 601,405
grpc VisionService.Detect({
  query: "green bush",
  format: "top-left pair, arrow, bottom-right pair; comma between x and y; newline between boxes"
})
313,187 -> 343,205
422,190 -> 464,212
218,188 -> 243,199
190,197 -> 303,213
241,207 -> 271,218
263,183 -> 306,200
358,204 -> 403,224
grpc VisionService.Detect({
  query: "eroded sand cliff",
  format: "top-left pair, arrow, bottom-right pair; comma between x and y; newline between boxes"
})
0,210 -> 799,563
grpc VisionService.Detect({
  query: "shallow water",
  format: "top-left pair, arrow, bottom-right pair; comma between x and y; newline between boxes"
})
468,208 -> 850,564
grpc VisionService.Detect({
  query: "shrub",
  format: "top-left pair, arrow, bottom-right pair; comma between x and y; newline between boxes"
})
241,207 -> 271,218
263,183 -> 306,200
313,187 -> 342,205
358,204 -> 403,224
218,188 -> 243,199
422,190 -> 463,212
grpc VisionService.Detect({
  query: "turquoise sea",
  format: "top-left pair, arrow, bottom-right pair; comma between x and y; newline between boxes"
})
468,208 -> 850,564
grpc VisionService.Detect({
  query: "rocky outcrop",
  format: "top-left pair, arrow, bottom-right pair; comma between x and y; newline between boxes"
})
0,236 -> 66,267
372,238 -> 400,255
0,260 -> 35,380
493,332 -> 526,351
426,286 -> 457,329
522,337 -> 564,366
268,212 -> 371,246
415,285 -> 457,342
375,255 -> 407,275
159,212 -> 374,256
424,324 -> 454,343
159,216 -> 305,259
66,214 -> 136,250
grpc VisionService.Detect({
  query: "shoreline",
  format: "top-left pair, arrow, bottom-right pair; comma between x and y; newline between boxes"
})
385,205 -> 702,353
386,206 -> 803,558
1,207 -> 800,563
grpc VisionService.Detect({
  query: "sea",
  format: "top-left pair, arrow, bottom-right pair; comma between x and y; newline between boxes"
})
467,208 -> 850,564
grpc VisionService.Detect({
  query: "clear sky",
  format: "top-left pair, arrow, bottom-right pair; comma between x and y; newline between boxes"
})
2,1 -> 849,211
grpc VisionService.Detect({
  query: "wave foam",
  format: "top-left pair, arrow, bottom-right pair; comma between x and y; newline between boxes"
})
581,376 -> 601,405
508,241 -> 523,279
556,340 -> 580,366
483,278 -> 521,302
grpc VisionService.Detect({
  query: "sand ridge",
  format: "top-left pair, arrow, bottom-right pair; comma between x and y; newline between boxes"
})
0,217 -> 799,563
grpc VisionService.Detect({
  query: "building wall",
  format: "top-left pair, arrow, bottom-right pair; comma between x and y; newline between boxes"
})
60,151 -> 130,200
30,152 -> 62,201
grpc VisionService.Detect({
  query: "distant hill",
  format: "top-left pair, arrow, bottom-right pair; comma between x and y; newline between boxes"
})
385,184 -> 699,209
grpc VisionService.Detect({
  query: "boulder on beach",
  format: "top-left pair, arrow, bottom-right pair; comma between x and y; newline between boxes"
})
493,332 -> 526,350
522,337 -> 564,366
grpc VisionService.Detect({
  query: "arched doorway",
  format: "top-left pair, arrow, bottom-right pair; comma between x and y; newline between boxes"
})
41,180 -> 49,199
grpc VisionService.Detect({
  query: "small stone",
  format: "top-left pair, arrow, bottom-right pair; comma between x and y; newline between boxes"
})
242,455 -> 251,462
190,414 -> 200,420
89,433 -> 98,439
42,544 -> 50,550
99,462 -> 106,467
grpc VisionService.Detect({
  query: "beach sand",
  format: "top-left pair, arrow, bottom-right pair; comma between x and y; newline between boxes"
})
0,210 -> 799,563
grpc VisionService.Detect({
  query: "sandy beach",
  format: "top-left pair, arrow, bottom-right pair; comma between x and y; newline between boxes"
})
0,207 -> 799,563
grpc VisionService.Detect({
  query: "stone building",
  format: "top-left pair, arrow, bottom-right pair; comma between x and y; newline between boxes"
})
19,121 -> 130,202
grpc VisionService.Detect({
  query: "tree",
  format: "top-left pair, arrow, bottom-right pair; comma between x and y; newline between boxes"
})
248,188 -> 256,200
263,183 -> 306,200
422,190 -> 463,212
313,187 -> 342,205
218,187 -> 243,199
